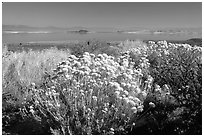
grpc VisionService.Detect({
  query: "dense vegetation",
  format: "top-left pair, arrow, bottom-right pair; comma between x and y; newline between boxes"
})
2,39 -> 202,135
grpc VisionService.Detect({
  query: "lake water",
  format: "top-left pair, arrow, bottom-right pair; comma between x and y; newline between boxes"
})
2,31 -> 202,44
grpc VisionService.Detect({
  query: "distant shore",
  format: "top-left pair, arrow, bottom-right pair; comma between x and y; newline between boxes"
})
3,38 -> 201,45
3,38 -> 201,53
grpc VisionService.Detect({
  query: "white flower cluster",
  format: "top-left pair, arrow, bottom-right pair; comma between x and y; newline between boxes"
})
147,40 -> 202,64
52,52 -> 153,116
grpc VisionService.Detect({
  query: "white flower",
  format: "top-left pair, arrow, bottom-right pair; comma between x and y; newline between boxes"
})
92,96 -> 97,102
90,53 -> 95,58
131,107 -> 137,113
104,107 -> 108,112
94,61 -> 101,66
123,97 -> 129,104
115,91 -> 120,96
112,82 -> 121,90
56,103 -> 60,108
123,59 -> 129,67
87,108 -> 92,112
48,103 -> 53,107
97,54 -> 104,60
133,97 -> 141,104
74,61 -> 81,67
149,102 -> 156,108
119,66 -> 125,71
121,82 -> 126,87
35,100 -> 39,104
84,52 -> 90,56
29,109 -> 35,114
69,55 -> 78,60
123,90 -> 129,96
110,128 -> 115,131
62,67 -> 69,72
126,69 -> 133,75
126,83 -> 131,89
122,94 -> 126,98
31,83 -> 35,87
135,86 -> 141,94
128,100 -> 136,107
51,86 -> 55,89
155,84 -> 161,93
137,106 -> 143,112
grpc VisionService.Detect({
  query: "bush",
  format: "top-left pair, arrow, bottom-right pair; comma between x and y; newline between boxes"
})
143,41 -> 202,134
20,52 -> 154,135
115,40 -> 202,134
2,40 -> 202,135
2,48 -> 71,113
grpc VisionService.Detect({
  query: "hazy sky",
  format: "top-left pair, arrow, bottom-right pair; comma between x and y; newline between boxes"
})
2,2 -> 202,28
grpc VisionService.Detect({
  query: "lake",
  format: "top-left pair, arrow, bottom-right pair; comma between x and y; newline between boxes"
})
2,31 -> 202,44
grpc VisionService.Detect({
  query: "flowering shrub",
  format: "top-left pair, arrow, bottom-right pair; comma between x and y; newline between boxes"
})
146,41 -> 201,106
25,52 -> 154,135
114,40 -> 202,134
2,40 -> 202,135
143,41 -> 201,134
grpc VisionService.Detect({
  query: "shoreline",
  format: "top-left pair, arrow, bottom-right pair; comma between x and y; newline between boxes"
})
3,38 -> 201,45
3,38 -> 202,53
2,40 -> 124,45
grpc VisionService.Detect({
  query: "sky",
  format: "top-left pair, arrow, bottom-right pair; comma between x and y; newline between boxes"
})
2,2 -> 202,29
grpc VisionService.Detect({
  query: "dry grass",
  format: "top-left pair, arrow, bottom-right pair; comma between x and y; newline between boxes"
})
2,47 -> 70,96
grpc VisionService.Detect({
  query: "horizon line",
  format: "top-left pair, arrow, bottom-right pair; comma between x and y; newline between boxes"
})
2,24 -> 202,29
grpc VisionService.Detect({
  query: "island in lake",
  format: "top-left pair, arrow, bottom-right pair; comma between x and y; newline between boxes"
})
68,29 -> 89,34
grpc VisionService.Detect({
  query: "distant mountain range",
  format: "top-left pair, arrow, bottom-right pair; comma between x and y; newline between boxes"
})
2,25 -> 67,32
2,25 -> 118,32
